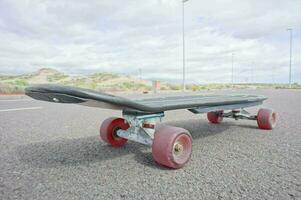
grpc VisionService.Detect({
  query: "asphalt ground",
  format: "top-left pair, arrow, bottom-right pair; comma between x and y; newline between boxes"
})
0,89 -> 300,199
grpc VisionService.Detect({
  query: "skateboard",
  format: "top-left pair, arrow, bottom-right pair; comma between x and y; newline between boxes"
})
25,84 -> 277,169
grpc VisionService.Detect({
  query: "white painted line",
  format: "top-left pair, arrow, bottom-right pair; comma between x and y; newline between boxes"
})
0,107 -> 42,112
0,99 -> 32,102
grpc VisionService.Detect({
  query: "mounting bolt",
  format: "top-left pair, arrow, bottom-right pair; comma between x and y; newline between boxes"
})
53,98 -> 59,102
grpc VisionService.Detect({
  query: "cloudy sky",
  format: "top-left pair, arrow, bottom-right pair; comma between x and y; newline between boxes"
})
0,0 -> 300,83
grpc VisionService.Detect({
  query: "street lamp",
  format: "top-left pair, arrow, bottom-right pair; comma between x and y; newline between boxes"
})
139,68 -> 142,80
231,53 -> 234,87
182,0 -> 189,91
287,28 -> 293,88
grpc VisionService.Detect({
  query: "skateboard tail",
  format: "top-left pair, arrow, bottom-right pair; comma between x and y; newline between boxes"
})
25,88 -> 86,104
25,85 -> 149,111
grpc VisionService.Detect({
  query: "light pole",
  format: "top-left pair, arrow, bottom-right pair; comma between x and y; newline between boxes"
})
231,53 -> 234,87
251,61 -> 254,84
287,28 -> 293,88
182,0 -> 189,91
139,68 -> 142,80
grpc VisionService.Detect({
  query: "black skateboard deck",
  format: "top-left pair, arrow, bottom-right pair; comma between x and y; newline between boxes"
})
25,84 -> 266,113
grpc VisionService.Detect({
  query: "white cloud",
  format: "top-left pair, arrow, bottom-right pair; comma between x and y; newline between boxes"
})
0,0 -> 300,83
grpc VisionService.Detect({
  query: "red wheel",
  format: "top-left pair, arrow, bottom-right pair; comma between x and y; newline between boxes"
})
257,108 -> 276,130
100,117 -> 129,147
152,126 -> 192,169
207,110 -> 224,124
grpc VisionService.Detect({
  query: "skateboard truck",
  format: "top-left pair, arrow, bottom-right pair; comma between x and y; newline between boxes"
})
223,109 -> 257,120
117,112 -> 164,146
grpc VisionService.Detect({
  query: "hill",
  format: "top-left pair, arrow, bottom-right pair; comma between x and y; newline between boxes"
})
0,68 -> 300,94
0,68 -> 155,94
